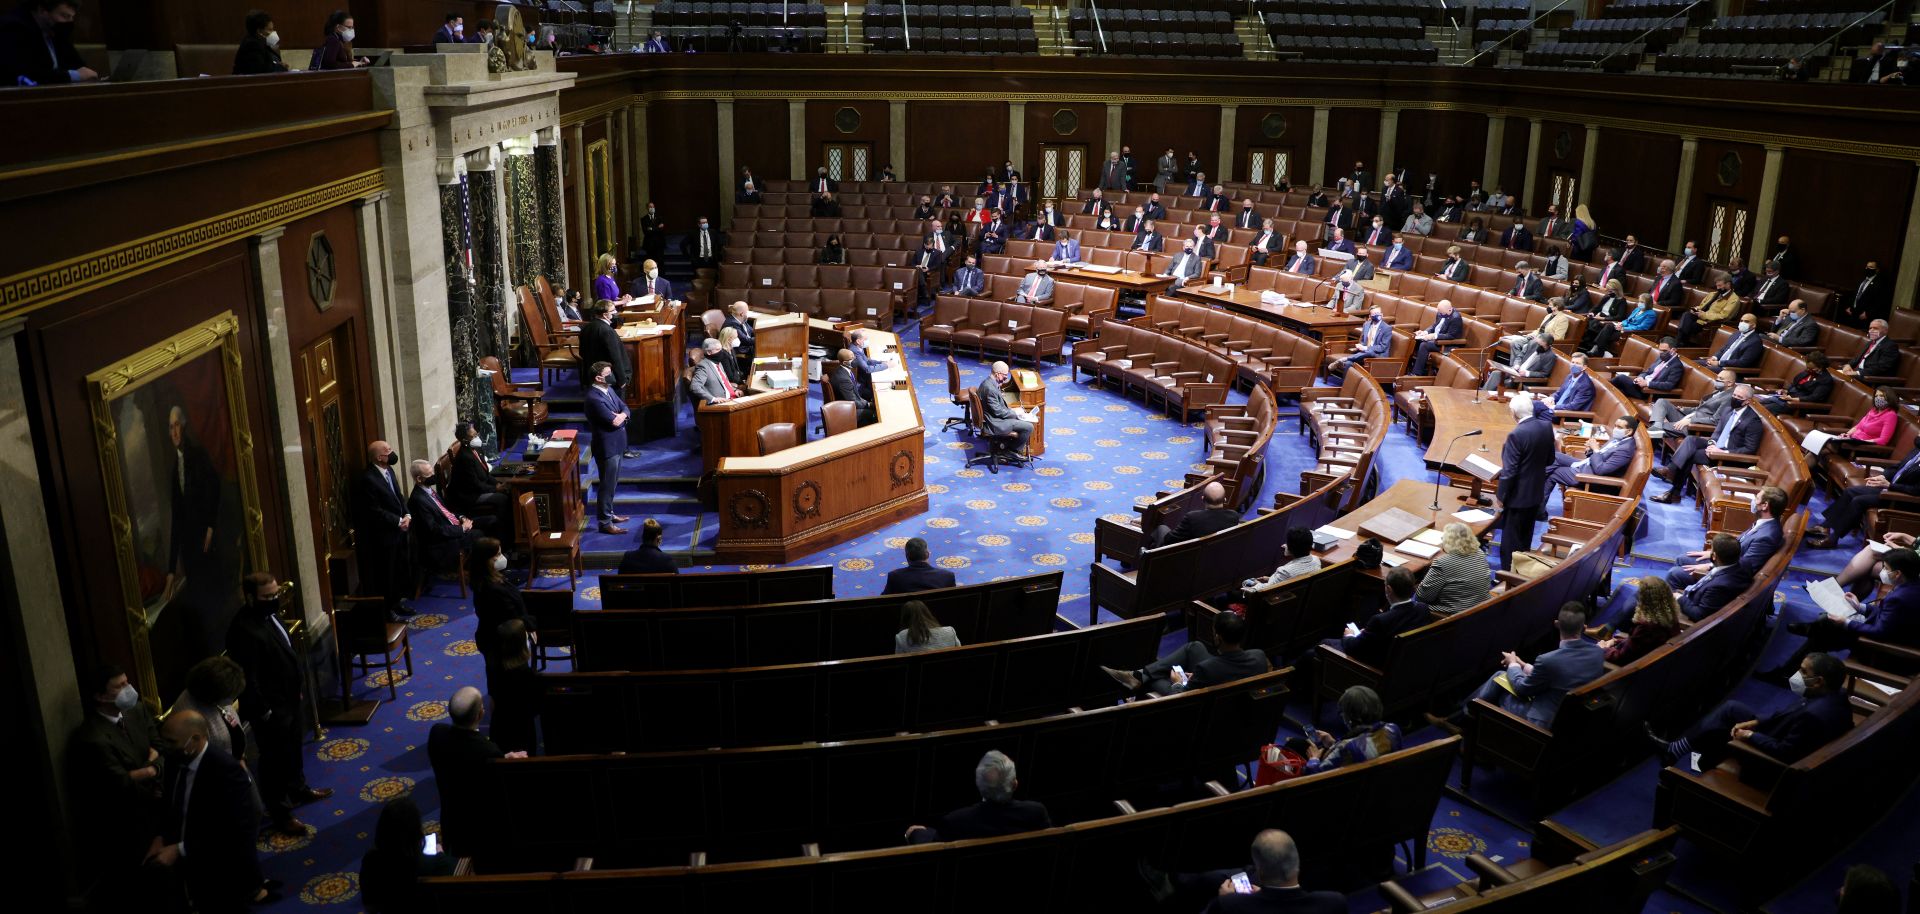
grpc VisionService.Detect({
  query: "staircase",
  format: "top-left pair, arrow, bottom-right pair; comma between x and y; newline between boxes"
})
1237,15 -> 1276,60
1425,23 -> 1473,64
825,5 -> 866,52
613,1 -> 651,50
1030,3 -> 1073,56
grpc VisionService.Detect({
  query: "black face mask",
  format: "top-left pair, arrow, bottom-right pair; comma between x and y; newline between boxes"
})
384,452 -> 400,467
253,593 -> 281,615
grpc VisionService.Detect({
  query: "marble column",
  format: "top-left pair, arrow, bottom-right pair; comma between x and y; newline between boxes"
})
628,104 -> 650,233
615,106 -> 635,245
536,127 -> 568,289
1668,136 -> 1700,252
504,137 -> 544,290
0,315 -> 81,898
1309,106 -> 1330,188
889,100 -> 906,182
1579,126 -> 1600,215
1104,104 -> 1123,165
1483,114 -> 1506,191
438,156 -> 486,438
247,227 -> 326,645
467,146 -> 510,363
1376,107 -> 1400,181
1007,101 -> 1026,178
1895,169 -> 1920,310
1521,118 -> 1542,211
568,122 -> 590,294
353,191 -> 404,443
1747,144 -> 1786,270
717,99 -> 737,228
1218,105 -> 1238,183
788,100 -> 806,178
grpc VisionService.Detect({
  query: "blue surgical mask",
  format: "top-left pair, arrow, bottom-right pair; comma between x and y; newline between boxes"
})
1788,672 -> 1807,696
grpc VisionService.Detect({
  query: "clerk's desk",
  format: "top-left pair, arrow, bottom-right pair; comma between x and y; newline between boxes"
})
711,320 -> 927,563
613,299 -> 686,441
693,355 -> 812,477
1009,368 -> 1048,456
749,311 -> 810,362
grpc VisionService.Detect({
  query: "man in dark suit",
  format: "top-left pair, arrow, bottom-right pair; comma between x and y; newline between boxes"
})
1655,384 -> 1762,504
1839,319 -> 1901,380
680,217 -> 724,270
1234,199 -> 1261,229
1703,314 -> 1764,371
1509,262 -> 1545,301
618,518 -> 677,574
1438,245 -> 1472,281
1669,487 -> 1785,593
1104,610 -> 1269,697
826,349 -> 876,426
1283,240 -> 1316,276
1610,337 -> 1684,400
1098,152 -> 1126,190
1142,192 -> 1167,220
1544,414 -> 1639,502
1359,215 -> 1392,248
904,750 -> 1051,844
577,301 -> 629,391
883,537 -> 956,594
1445,604 -> 1603,729
164,405 -> 221,609
1652,653 -> 1850,770
722,301 -> 757,366
1674,534 -> 1754,621
1409,300 -> 1465,374
1767,234 -> 1799,280
1194,830 -> 1346,914
809,191 -> 840,217
68,665 -> 165,889
1764,548 -> 1920,682
408,459 -> 474,576
0,0 -> 96,85
444,420 -> 509,540
1767,298 -> 1818,348
1134,221 -> 1167,254
1080,187 -> 1108,214
976,215 -> 1008,255
1618,236 -> 1648,274
1329,568 -> 1430,664
945,254 -> 985,297
428,687 -> 524,856
433,13 -> 464,43
351,440 -> 413,614
1323,201 -> 1349,230
736,166 -> 760,203
1809,446 -> 1920,547
1246,220 -> 1283,265
149,710 -> 266,912
1149,481 -> 1239,547
1672,240 -> 1706,282
1843,260 -> 1892,326
1500,221 -> 1533,252
976,360 -> 1036,457
809,166 -> 838,198
226,573 -> 329,838
1541,352 -> 1596,413
584,360 -> 631,535
1496,393 -> 1556,568
1750,261 -> 1791,312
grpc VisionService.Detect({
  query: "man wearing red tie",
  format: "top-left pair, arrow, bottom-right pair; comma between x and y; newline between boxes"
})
1649,259 -> 1683,310
1363,216 -> 1391,247
1284,240 -> 1316,275
408,459 -> 475,575
812,166 -> 837,198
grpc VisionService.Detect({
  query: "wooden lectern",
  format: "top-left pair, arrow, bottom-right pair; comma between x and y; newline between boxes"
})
616,308 -> 685,442
505,431 -> 584,534
1013,368 -> 1048,456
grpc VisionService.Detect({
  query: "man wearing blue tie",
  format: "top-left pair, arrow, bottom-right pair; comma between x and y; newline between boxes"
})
945,255 -> 985,297
1668,487 -> 1785,592
1049,232 -> 1081,266
1382,234 -> 1413,271
1327,307 -> 1391,379
1186,172 -> 1209,196
1543,414 -> 1639,502
1541,351 -> 1595,413
1654,384 -> 1762,504
1703,314 -> 1765,371
585,361 -> 631,535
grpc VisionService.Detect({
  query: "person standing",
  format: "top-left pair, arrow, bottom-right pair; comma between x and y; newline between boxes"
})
68,664 -> 165,902
149,710 -> 271,911
351,440 -> 413,617
226,573 -> 330,841
1495,393 -> 1554,569
584,360 -> 630,535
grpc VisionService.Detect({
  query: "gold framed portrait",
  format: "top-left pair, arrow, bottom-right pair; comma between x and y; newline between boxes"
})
86,311 -> 269,701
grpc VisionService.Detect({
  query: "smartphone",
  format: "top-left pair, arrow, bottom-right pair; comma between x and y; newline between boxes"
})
423,833 -> 441,857
1170,665 -> 1185,678
1229,872 -> 1253,894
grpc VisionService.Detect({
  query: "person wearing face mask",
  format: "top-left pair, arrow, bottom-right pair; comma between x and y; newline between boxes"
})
1842,260 -> 1892,326
1609,331 -> 1681,398
1673,240 -> 1706,283
1655,382 -> 1762,504
469,537 -> 534,690
1807,427 -> 1920,548
226,572 -> 332,840
1669,487 -> 1787,595
1703,314 -> 1765,371
0,0 -> 95,85
553,286 -> 585,323
585,359 -> 634,534
315,9 -> 359,70
352,439 -> 415,617
1649,368 -> 1738,443
630,257 -> 671,301
172,656 -> 264,819
1543,414 -> 1639,503
817,233 -> 847,265
444,419 -> 510,540
641,200 -> 665,258
233,9 -> 288,74
68,664 -> 166,895
680,215 -> 724,270
432,12 -> 462,44
591,253 -> 632,307
1832,387 -> 1902,448
1757,349 -> 1833,412
1649,653 -> 1851,772
408,458 -> 476,582
149,709 -> 274,911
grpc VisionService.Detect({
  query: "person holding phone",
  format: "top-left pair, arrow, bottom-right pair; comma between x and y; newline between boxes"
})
1138,829 -> 1345,911
359,796 -> 455,913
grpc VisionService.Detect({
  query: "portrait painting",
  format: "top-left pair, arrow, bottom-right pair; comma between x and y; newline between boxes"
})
88,312 -> 268,700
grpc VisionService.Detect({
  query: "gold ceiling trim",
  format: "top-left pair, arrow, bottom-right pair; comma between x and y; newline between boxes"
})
0,169 -> 386,323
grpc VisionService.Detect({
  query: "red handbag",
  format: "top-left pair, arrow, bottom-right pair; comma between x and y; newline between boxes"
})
1253,745 -> 1307,785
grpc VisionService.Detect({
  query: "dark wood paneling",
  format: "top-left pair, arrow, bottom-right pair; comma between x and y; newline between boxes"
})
908,101 -> 1007,184
1231,105 -> 1312,186
804,100 -> 890,178
1587,128 -> 1679,248
1323,108 -> 1380,187
1778,150 -> 1911,289
1527,120 -> 1587,216
1122,105 -> 1222,184
1498,120 -> 1528,200
1024,101 -> 1106,183
1396,110 -> 1487,197
733,100 -> 792,182
1682,138 -> 1765,253
646,99 -> 720,224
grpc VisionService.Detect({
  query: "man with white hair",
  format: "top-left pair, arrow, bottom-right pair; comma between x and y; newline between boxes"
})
687,337 -> 737,406
428,687 -> 526,855
1495,391 -> 1555,569
975,361 -> 1037,462
1014,262 -> 1054,304
903,750 -> 1051,844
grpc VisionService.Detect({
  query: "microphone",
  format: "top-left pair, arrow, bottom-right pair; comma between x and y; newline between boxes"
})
1431,429 -> 1484,511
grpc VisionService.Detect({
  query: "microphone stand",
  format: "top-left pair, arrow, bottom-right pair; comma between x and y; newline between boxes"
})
1431,430 -> 1478,511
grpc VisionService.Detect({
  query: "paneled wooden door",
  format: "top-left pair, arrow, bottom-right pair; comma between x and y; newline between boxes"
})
1037,143 -> 1087,210
299,324 -> 363,603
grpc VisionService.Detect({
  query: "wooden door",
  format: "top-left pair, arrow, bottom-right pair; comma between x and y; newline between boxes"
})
299,324 -> 362,600
1038,143 -> 1088,210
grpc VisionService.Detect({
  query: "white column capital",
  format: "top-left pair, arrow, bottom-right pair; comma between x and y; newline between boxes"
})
436,155 -> 468,185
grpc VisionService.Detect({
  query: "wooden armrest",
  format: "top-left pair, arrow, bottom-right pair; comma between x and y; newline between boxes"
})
1243,347 -> 1274,358
1378,881 -> 1426,914
1150,361 -> 1181,371
1153,319 -> 1180,330
1225,339 -> 1252,348
1466,853 -> 1522,888
1494,569 -> 1532,587
1705,451 -> 1760,466
1724,739 -> 1790,787
1203,780 -> 1232,797
1553,409 -> 1597,421
1574,473 -> 1625,489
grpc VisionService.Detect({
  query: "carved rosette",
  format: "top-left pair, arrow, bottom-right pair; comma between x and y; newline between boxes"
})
792,481 -> 823,520
729,489 -> 771,528
889,449 -> 917,488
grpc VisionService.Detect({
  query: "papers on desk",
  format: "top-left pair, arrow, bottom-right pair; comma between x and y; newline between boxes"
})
1260,290 -> 1291,306
1316,524 -> 1356,541
634,293 -> 658,306
1454,508 -> 1496,523
1807,577 -> 1865,624
1078,264 -> 1124,275
1868,539 -> 1895,555
1461,453 -> 1501,481
1395,540 -> 1440,559
1411,528 -> 1446,546
759,370 -> 801,390
541,439 -> 570,450
1801,429 -> 1838,454
1379,552 -> 1409,568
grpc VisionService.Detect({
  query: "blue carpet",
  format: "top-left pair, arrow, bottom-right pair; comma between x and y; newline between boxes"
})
253,317 -> 1913,912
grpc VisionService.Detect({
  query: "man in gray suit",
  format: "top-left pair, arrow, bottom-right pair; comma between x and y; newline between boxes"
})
1543,415 -> 1640,501
1481,331 -> 1556,392
1162,241 -> 1206,290
1335,249 -> 1375,313
1768,299 -> 1819,348
1648,368 -> 1736,439
1445,605 -> 1603,729
1153,147 -> 1177,193
976,361 -> 1035,456
1014,263 -> 1054,304
687,338 -> 737,406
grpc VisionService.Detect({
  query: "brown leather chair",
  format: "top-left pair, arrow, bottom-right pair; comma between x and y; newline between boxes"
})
334,595 -> 412,700
942,356 -> 969,431
516,491 -> 580,589
821,401 -> 859,436
757,422 -> 800,455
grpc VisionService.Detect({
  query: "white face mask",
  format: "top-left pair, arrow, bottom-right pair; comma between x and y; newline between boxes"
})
1882,568 -> 1896,585
266,30 -> 280,48
114,684 -> 140,711
1788,671 -> 1808,696
492,554 -> 509,572
340,27 -> 355,42
469,436 -> 482,449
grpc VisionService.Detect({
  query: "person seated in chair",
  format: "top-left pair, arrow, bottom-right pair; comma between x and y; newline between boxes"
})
1328,306 -> 1391,379
1543,414 -> 1639,502
1139,830 -> 1346,913
617,518 -> 676,575
1434,604 -> 1602,731
444,419 -> 510,541
826,349 -> 876,426
1676,534 -> 1754,621
407,459 -> 475,581
1320,568 -> 1427,666
1610,333 -> 1683,400
976,361 -> 1035,460
1148,481 -> 1239,548
1653,383 -> 1760,504
1242,526 -> 1323,594
1756,349 -> 1834,412
903,751 -> 1050,844
1540,351 -> 1595,413
1102,611 -> 1269,698
1702,312 -> 1765,371
883,538 -> 956,594
1480,330 -> 1556,392
1649,653 -> 1851,771
1757,548 -> 1920,684
944,254 -> 984,297
1667,486 -> 1786,592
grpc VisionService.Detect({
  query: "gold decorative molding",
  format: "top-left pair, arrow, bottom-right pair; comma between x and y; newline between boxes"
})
0,169 -> 385,323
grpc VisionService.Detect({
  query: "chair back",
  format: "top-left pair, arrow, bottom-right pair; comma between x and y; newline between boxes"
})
757,422 -> 800,455
822,401 -> 859,436
335,595 -> 391,654
515,492 -> 541,549
947,356 -> 962,403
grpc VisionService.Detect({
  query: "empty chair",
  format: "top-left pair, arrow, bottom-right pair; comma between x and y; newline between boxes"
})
756,422 -> 799,455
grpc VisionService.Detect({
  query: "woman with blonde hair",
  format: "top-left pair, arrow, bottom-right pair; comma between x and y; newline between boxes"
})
1600,576 -> 1680,664
1416,522 -> 1494,615
593,253 -> 632,307
894,599 -> 961,654
717,326 -> 747,385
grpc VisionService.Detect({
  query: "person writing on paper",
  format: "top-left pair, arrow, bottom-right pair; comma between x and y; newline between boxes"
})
1807,437 -> 1920,548
1756,350 -> 1834,413
1163,240 -> 1206,290
1495,392 -> 1555,569
976,361 -> 1036,456
1101,610 -> 1269,698
1543,414 -> 1640,502
1480,331 -> 1556,393
1757,548 -> 1920,685
1324,569 -> 1427,665
1242,527 -> 1322,594
1335,249 -> 1374,314
1299,686 -> 1402,775
1434,604 -> 1602,731
1416,523 -> 1494,616
1150,481 -> 1240,548
1667,486 -> 1786,591
1597,577 -> 1680,666
1648,653 -> 1850,771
